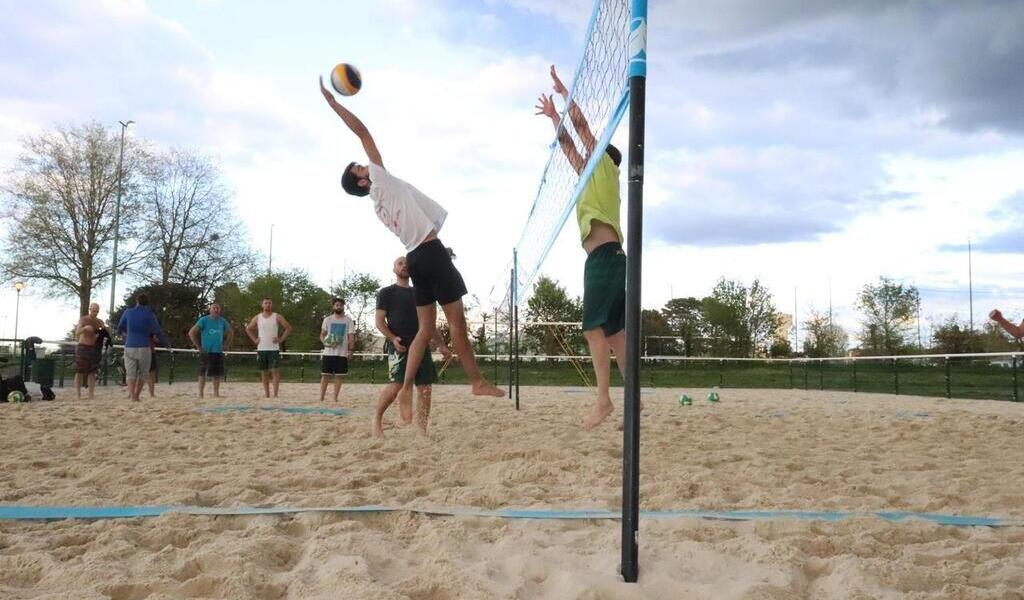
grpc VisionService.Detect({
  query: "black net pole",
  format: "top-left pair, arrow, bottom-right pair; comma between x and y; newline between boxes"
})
508,265 -> 514,399
620,72 -> 646,584
514,249 -> 520,410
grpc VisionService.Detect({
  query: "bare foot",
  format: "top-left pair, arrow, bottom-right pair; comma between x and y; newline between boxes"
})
471,380 -> 505,398
583,401 -> 614,430
371,414 -> 384,438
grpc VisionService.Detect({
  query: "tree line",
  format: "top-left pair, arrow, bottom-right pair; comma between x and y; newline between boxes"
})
1,121 -> 254,316
518,275 -> 1020,358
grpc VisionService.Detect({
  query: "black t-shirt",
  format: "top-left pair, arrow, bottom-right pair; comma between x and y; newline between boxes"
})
376,284 -> 418,346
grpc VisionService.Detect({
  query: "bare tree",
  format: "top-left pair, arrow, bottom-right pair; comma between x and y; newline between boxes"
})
137,149 -> 255,298
0,122 -> 147,315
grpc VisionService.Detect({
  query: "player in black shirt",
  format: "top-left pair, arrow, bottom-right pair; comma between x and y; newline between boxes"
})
372,256 -> 452,437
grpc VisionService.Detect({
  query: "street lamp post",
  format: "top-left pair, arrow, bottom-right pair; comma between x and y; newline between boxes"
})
109,119 -> 134,321
13,282 -> 25,341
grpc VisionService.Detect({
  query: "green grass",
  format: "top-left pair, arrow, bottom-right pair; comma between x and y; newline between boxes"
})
35,352 -> 1021,402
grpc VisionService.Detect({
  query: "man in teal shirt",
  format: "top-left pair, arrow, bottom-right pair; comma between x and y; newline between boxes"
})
188,302 -> 232,399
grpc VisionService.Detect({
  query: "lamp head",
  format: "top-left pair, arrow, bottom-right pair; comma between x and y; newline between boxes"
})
13,282 -> 25,292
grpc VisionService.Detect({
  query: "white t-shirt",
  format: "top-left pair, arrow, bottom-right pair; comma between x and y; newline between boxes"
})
321,314 -> 354,357
368,163 -> 447,251
256,312 -> 280,351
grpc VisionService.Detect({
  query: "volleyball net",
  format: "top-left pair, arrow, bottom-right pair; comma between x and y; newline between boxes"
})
490,0 -> 636,311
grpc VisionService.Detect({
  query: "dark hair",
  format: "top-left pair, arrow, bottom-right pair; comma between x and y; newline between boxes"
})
136,293 -> 149,306
262,296 -> 272,302
340,162 -> 369,197
605,144 -> 622,167
331,297 -> 345,305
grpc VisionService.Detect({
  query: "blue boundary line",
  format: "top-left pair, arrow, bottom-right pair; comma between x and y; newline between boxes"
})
1,505 -> 1020,527
195,405 -> 350,416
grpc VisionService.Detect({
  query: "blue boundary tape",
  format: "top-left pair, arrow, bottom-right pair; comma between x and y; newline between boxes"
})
196,405 -> 350,416
0,504 -> 1019,527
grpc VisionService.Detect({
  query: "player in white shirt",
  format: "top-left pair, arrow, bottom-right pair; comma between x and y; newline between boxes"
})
319,77 -> 504,411
320,297 -> 355,402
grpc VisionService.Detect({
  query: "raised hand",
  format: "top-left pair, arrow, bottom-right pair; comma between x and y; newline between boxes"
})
534,93 -> 558,121
319,76 -> 337,105
550,65 -> 568,98
990,309 -> 1003,321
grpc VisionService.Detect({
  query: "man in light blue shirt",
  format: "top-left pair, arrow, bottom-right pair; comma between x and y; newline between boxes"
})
188,302 -> 232,399
116,293 -> 167,402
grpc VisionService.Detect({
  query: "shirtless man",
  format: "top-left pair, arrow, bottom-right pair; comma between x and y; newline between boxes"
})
73,302 -> 105,399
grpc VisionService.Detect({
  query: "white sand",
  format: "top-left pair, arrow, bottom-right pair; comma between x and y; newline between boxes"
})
2,383 -> 1024,599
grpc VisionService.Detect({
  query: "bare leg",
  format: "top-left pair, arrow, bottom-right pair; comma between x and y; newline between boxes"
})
126,378 -> 137,401
86,373 -> 96,399
199,375 -> 206,399
583,328 -> 614,429
607,330 -> 641,411
332,376 -> 342,402
74,373 -> 83,399
319,374 -> 329,401
415,384 -> 432,434
261,370 -> 271,398
399,386 -> 414,425
212,378 -> 222,397
440,299 -> 503,397
398,304 -> 437,409
372,383 -> 402,437
147,371 -> 156,397
272,369 -> 280,398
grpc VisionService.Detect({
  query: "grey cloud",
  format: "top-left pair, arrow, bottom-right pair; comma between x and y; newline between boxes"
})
660,1 -> 1024,134
939,192 -> 1024,254
647,205 -> 840,246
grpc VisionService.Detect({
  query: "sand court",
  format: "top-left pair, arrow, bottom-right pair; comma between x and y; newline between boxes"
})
2,383 -> 1024,598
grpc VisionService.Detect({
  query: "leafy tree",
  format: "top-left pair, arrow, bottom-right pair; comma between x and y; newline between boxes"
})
217,270 -> 330,352
137,148 -> 255,298
661,297 -> 705,356
979,321 -> 1022,352
1,122 -> 147,315
769,338 -> 793,358
856,277 -> 919,355
523,276 -> 583,356
110,283 -> 205,348
474,315 -> 490,356
701,278 -> 781,357
802,309 -> 849,358
331,272 -> 382,352
641,309 -> 674,355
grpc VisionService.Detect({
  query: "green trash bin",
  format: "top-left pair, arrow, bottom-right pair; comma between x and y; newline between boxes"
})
32,357 -> 55,388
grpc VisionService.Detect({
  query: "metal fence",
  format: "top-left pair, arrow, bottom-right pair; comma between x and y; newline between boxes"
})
5,339 -> 1020,402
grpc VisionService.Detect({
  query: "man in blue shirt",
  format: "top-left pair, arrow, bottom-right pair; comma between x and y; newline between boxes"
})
188,302 -> 233,399
116,293 -> 167,402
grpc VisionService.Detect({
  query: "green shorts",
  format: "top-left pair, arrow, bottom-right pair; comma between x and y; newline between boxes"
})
386,341 -> 437,386
583,241 -> 626,336
257,350 -> 281,371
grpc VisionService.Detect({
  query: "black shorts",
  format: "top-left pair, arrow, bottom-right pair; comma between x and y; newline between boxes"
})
199,352 -> 225,378
406,239 -> 467,307
321,355 -> 349,375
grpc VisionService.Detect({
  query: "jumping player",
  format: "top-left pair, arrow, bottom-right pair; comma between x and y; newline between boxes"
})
319,77 -> 504,409
536,65 -> 628,429
989,309 -> 1024,341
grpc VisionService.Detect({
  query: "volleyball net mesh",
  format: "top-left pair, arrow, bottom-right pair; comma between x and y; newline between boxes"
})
490,0 -> 633,311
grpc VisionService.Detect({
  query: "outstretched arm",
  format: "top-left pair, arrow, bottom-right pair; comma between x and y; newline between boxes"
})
535,93 -> 586,175
319,76 -> 384,167
550,65 -> 597,158
990,309 -> 1024,339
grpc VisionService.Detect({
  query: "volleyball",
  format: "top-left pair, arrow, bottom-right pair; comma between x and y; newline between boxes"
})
6,390 -> 24,403
330,63 -> 362,96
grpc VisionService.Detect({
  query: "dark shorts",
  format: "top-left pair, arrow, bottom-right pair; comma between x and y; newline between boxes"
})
75,344 -> 99,374
582,241 -> 626,336
406,239 -> 467,307
321,355 -> 349,376
200,352 -> 225,378
385,341 -> 436,386
257,350 -> 281,371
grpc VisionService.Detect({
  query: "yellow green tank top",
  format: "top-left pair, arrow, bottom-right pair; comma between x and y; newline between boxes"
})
576,153 -> 623,244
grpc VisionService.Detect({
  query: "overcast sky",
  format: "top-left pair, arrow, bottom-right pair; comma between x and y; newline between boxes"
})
1,0 -> 1022,347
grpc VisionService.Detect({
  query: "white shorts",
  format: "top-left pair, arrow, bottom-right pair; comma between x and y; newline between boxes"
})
124,347 -> 151,380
